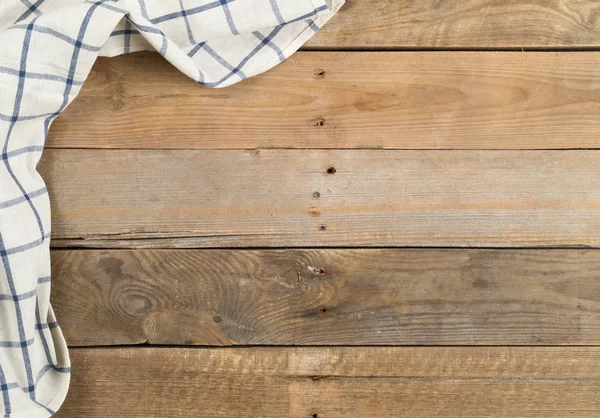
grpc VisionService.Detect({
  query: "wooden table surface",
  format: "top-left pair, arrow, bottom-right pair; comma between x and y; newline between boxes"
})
50,1 -> 600,416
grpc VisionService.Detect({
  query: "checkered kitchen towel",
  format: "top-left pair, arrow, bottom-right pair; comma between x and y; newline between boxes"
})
0,1 -> 343,416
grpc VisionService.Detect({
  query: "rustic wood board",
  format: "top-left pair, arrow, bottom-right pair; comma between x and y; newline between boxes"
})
51,249 -> 600,346
47,51 -> 600,150
41,149 -> 600,248
56,347 -> 600,417
306,0 -> 600,49
42,3 -> 600,416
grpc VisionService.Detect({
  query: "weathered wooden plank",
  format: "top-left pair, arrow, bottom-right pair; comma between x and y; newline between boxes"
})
41,149 -> 600,248
306,0 -> 600,49
47,51 -> 600,150
50,249 -> 600,346
56,347 -> 600,417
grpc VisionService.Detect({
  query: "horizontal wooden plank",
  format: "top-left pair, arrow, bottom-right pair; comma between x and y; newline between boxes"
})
57,347 -> 600,417
42,149 -> 600,248
306,0 -> 600,49
50,249 -> 600,346
47,51 -> 600,150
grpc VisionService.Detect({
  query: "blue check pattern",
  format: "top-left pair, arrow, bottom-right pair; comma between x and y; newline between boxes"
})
0,0 -> 342,416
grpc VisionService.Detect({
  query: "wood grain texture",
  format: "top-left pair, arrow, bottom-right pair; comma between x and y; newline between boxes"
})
47,51 -> 600,150
306,0 -> 600,49
50,249 -> 600,346
57,347 -> 600,417
41,149 -> 600,248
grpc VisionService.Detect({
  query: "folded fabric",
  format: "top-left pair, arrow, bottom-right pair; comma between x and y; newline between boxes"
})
0,0 -> 343,416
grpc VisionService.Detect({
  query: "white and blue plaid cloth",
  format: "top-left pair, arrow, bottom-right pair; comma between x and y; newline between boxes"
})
0,1 -> 343,415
